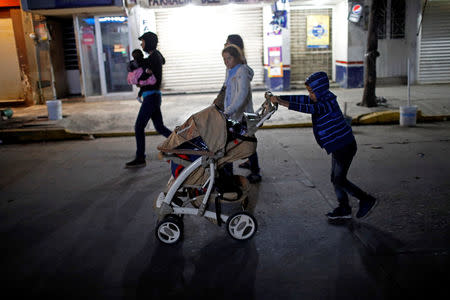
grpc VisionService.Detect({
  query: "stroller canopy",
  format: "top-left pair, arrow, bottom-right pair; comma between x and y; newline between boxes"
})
158,105 -> 228,156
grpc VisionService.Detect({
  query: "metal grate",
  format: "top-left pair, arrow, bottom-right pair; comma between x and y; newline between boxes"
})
418,1 -> 450,83
290,8 -> 333,85
155,6 -> 263,92
62,20 -> 79,70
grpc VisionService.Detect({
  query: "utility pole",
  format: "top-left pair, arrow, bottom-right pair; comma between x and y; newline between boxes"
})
360,0 -> 381,107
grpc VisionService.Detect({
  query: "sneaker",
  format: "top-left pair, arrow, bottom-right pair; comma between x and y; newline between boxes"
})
326,206 -> 352,220
356,196 -> 377,219
239,160 -> 251,169
125,158 -> 146,168
247,173 -> 262,183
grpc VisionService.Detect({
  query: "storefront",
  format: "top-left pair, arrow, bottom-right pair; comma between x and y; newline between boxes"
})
0,0 -> 25,103
133,0 -> 335,92
19,0 -> 448,105
20,0 -> 129,99
417,0 -> 450,84
20,0 -> 339,97
19,0 -> 346,100
131,1 -> 266,92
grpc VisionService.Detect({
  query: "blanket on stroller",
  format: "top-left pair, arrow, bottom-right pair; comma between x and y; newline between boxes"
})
157,105 -> 256,186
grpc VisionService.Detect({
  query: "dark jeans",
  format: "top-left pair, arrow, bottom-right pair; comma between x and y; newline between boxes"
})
331,140 -> 368,208
135,92 -> 171,159
248,152 -> 260,174
223,151 -> 260,177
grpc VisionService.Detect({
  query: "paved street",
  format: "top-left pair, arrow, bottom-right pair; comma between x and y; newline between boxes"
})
1,123 -> 449,299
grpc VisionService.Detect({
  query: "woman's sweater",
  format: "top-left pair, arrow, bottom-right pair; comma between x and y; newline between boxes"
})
224,64 -> 254,122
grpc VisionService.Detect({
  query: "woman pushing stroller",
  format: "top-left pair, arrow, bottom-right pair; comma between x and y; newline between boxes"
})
218,38 -> 262,183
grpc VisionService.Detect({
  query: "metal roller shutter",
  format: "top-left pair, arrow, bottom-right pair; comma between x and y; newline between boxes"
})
418,1 -> 450,83
0,17 -> 23,100
290,7 -> 333,85
155,5 -> 263,92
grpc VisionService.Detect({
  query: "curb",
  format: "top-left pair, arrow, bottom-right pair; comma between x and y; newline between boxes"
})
0,128 -> 169,144
354,110 -> 449,125
1,111 -> 449,144
262,110 -> 450,128
0,128 -> 87,144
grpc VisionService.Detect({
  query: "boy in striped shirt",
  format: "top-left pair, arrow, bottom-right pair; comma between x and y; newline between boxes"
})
269,71 -> 377,220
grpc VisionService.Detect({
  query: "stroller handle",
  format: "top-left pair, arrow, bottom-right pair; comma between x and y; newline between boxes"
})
243,91 -> 278,135
256,91 -> 278,116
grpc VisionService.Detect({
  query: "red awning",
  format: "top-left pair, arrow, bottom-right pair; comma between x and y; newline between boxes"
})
0,0 -> 20,8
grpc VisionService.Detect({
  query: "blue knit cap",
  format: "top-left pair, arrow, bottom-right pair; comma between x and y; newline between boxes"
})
305,71 -> 329,98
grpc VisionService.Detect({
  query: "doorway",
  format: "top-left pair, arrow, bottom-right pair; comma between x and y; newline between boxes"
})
0,13 -> 23,101
76,15 -> 131,97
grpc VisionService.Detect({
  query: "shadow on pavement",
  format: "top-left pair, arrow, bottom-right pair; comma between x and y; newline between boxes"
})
134,241 -> 186,300
352,222 -> 450,299
128,236 -> 259,300
185,237 -> 259,300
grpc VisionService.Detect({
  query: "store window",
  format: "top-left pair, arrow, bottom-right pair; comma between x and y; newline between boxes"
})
99,16 -> 131,93
390,0 -> 405,39
78,17 -> 101,96
77,15 -> 131,96
377,0 -> 405,39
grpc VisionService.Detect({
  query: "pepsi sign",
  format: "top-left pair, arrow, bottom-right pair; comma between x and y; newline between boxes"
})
348,3 -> 363,23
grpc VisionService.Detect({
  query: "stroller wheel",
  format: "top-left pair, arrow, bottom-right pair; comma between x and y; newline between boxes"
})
156,215 -> 183,244
226,212 -> 257,241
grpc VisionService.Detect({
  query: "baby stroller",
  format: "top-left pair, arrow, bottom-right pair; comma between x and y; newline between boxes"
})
155,92 -> 277,244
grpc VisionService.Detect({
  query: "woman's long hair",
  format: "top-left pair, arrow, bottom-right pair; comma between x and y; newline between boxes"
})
222,45 -> 245,65
226,34 -> 246,64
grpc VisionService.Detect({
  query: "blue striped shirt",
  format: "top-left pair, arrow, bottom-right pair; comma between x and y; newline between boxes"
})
281,92 -> 355,154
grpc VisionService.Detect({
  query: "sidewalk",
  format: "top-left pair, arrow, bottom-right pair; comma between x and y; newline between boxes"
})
1,83 -> 450,143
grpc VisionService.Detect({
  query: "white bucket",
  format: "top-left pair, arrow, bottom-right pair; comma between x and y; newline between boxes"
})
46,100 -> 62,120
399,106 -> 417,127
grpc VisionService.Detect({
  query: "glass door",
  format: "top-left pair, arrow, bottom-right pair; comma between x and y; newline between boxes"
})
77,15 -> 131,96
98,16 -> 131,93
78,17 -> 101,96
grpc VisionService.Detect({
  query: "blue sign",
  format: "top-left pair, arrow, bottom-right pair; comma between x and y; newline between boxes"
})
21,0 -> 117,10
312,25 -> 325,37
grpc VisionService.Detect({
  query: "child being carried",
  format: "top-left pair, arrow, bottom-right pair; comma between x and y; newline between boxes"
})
127,49 -> 156,102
